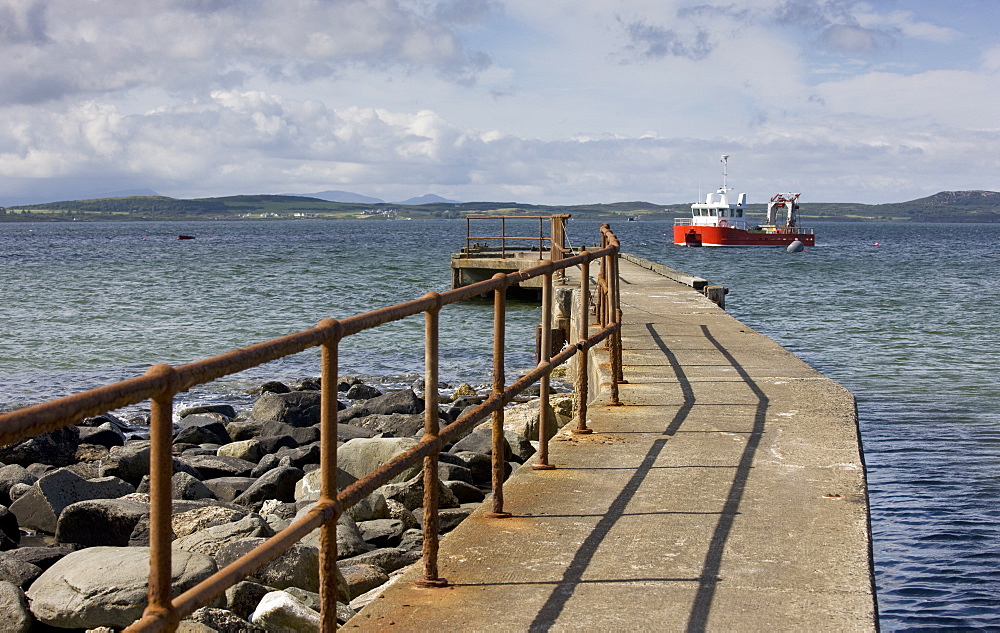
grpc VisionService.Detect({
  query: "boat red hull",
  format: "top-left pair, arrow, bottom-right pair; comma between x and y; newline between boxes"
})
673,225 -> 815,247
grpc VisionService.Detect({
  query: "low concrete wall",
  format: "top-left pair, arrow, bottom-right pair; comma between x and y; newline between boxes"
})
619,253 -> 709,290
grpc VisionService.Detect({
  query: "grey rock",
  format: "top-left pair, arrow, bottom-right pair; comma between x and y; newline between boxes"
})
337,437 -> 421,484
344,491 -> 390,523
298,511 -> 371,559
443,479 -> 487,503
203,477 -> 257,503
0,557 -> 41,589
6,483 -> 31,505
345,383 -> 382,400
10,470 -> 135,534
336,423 -> 379,441
217,439 -> 263,464
397,528 -> 423,553
171,471 -> 217,501
257,381 -> 292,394
377,473 -> 461,511
173,514 -> 274,557
216,537 -> 319,592
172,505 -> 248,539
0,426 -> 80,467
0,580 -> 31,633
180,454 -> 257,479
250,590 -> 320,632
233,466 -> 304,508
178,404 -> 237,419
446,450 -> 494,484
225,580 -> 270,620
184,606 -> 255,633
343,547 -> 421,575
77,422 -> 126,449
273,444 -> 321,470
415,504 -> 477,533
0,505 -> 19,548
438,461 -> 474,483
352,413 -> 425,437
449,427 -> 512,460
293,468 -> 358,504
384,499 -> 420,531
256,431 -> 302,453
26,546 -> 216,629
338,388 -> 424,424
357,518 -> 406,548
75,443 -> 111,463
3,546 -> 77,572
100,441 -> 152,486
503,429 -> 536,463
251,391 -> 322,427
226,419 -> 267,442
337,564 -> 388,600
0,465 -> 36,507
55,498 -> 149,547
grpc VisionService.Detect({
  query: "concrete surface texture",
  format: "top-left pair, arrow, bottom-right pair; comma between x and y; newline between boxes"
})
350,257 -> 877,632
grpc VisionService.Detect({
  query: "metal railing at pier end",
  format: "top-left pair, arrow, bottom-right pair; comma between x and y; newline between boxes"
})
463,214 -> 571,264
0,223 -> 623,632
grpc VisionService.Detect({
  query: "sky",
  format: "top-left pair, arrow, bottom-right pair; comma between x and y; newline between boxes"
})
1,0 -> 998,206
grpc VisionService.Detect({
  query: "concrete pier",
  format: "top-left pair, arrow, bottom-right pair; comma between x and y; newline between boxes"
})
350,256 -> 877,631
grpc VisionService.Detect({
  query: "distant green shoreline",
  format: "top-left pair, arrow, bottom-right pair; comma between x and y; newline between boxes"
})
2,190 -> 999,223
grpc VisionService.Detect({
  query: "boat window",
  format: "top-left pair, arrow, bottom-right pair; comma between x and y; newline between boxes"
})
736,210 -> 743,217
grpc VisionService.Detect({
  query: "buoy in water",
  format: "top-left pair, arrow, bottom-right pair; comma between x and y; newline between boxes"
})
786,240 -> 805,253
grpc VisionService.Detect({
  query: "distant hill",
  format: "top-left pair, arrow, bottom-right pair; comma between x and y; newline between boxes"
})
94,188 -> 162,199
394,194 -> 461,205
3,190 -> 998,223
284,190 -> 384,204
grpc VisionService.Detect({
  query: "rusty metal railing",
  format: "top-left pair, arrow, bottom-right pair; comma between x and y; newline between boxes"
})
0,224 -> 622,632
463,214 -> 570,262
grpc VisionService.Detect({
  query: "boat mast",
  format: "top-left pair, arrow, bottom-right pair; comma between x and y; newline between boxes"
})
720,154 -> 729,192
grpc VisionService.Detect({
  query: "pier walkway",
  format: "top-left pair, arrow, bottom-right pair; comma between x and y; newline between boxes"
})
350,258 -> 877,631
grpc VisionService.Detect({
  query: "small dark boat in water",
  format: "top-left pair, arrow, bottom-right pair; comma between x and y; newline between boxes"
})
177,235 -> 196,240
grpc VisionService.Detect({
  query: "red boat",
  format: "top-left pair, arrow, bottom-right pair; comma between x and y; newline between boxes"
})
673,156 -> 815,247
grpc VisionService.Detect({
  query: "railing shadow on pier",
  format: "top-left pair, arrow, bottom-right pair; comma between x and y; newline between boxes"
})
508,321 -> 767,633
0,222 -> 623,631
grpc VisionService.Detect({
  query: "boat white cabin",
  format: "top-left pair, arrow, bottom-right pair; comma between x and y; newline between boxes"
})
687,155 -> 747,229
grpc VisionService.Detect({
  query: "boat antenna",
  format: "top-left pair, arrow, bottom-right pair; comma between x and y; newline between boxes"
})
720,154 -> 730,192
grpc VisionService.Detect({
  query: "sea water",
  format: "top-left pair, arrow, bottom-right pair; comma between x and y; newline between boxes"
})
1,219 -> 998,629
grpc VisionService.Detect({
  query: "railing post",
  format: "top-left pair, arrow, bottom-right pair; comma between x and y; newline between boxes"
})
500,217 -> 507,259
573,249 -> 593,435
613,250 -> 627,385
417,294 -> 449,587
317,318 -> 342,631
144,363 -> 180,630
533,269 -> 556,471
487,273 -> 513,518
551,215 -> 566,284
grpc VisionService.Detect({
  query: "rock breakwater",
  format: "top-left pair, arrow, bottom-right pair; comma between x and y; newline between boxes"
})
0,376 -> 574,630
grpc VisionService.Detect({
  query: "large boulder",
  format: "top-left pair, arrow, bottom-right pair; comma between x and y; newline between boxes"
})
474,397 -> 562,442
232,466 -> 304,508
377,473 -> 460,511
173,514 -> 274,557
0,580 -> 31,633
172,506 -> 248,539
26,546 -> 216,629
251,391 -> 323,427
179,454 -> 257,480
338,389 -> 424,424
0,505 -> 19,548
10,470 -> 135,534
0,426 -> 80,467
203,477 -> 257,503
100,442 -> 152,486
216,538 -> 319,592
338,563 -> 388,600
55,498 -> 149,547
351,413 -> 425,437
77,422 -> 126,449
0,465 -> 36,507
2,546 -> 77,573
293,468 -> 358,503
183,606 -> 254,632
216,439 -> 263,463
250,590 -> 321,632
343,547 -> 421,575
337,437 -> 421,484
0,557 -> 42,589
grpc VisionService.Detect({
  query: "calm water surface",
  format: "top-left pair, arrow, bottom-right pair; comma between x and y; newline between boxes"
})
2,219 -> 998,629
